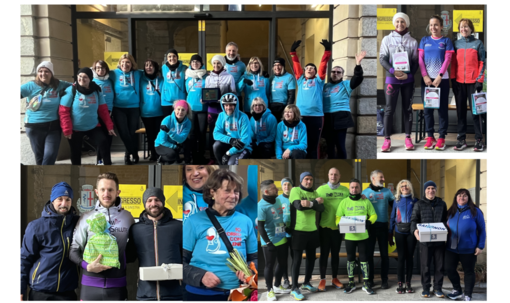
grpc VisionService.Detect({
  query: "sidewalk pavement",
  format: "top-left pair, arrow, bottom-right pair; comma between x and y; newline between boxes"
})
258,274 -> 487,301
377,133 -> 487,154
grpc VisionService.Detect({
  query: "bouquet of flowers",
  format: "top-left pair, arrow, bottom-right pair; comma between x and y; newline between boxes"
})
226,249 -> 258,301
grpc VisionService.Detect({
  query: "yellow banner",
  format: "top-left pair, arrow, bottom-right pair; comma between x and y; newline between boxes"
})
179,53 -> 195,68
164,185 -> 183,219
377,8 -> 397,30
104,52 -> 128,70
119,184 -> 146,218
362,183 -> 386,191
207,53 -> 226,71
453,10 -> 484,32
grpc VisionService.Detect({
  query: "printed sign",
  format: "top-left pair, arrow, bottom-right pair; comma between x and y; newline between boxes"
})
377,8 -> 397,30
453,10 -> 484,32
472,92 -> 487,115
104,52 -> 128,70
119,184 -> 146,218
424,87 -> 441,109
164,185 -> 183,219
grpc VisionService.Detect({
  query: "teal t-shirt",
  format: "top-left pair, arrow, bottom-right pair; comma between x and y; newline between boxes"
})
257,198 -> 287,246
270,72 -> 296,105
361,187 -> 395,223
277,194 -> 291,238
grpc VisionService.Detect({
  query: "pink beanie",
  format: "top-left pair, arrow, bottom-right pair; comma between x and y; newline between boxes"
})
174,100 -> 189,111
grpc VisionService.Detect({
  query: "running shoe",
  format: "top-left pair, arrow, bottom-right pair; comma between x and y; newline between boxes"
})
396,282 -> 405,294
406,282 -> 414,293
435,138 -> 446,150
464,295 -> 471,301
433,289 -> 445,298
405,137 -> 415,150
332,278 -> 344,289
274,285 -> 291,294
474,139 -> 484,152
318,279 -> 326,292
421,289 -> 431,298
300,283 -> 318,293
267,289 -> 277,301
290,289 -> 304,301
343,281 -> 356,294
381,280 -> 389,289
282,279 -> 291,289
96,160 -> 104,165
453,139 -> 467,151
381,138 -> 391,152
362,282 -> 376,295
447,290 -> 464,300
424,137 -> 436,150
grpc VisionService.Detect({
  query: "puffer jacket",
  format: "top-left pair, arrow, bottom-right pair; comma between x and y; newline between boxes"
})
379,31 -> 419,85
410,196 -> 448,247
450,35 -> 486,84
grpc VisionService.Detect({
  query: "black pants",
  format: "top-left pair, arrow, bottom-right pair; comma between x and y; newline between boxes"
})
282,237 -> 293,281
67,127 -> 111,165
445,250 -> 477,297
270,103 -> 286,124
422,79 -> 450,138
113,107 -> 140,155
28,289 -> 77,301
207,112 -> 219,161
155,145 -> 179,164
97,110 -> 113,164
289,149 -> 307,159
319,226 -> 343,279
395,232 -> 417,283
419,244 -> 445,290
162,105 -> 174,117
185,291 -> 229,301
345,239 -> 369,280
301,116 -> 324,159
141,116 -> 164,160
453,82 -> 485,141
252,142 -> 274,159
367,222 -> 389,283
323,127 -> 348,159
384,82 -> 414,137
291,246 -> 316,290
263,242 -> 289,290
189,112 -> 208,163
212,141 -> 251,165
79,285 -> 128,301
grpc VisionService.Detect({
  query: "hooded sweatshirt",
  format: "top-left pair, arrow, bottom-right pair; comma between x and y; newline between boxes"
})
446,205 -> 486,254
92,69 -> 115,111
224,57 -> 246,90
204,69 -> 236,114
140,73 -> 164,118
185,66 -> 208,112
109,69 -> 142,108
379,31 -> 419,85
237,71 -> 270,112
275,120 -> 307,159
270,71 -> 296,105
213,93 -> 252,155
182,183 -> 207,223
155,112 -> 191,149
161,60 -> 187,106
21,80 -> 71,124
250,108 -> 277,145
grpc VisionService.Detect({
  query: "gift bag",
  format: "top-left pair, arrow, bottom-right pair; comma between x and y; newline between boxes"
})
392,51 -> 410,72
83,213 -> 121,268
472,92 -> 487,115
424,87 -> 440,109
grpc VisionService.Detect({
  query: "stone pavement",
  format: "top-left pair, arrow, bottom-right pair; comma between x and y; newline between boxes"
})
377,133 -> 487,154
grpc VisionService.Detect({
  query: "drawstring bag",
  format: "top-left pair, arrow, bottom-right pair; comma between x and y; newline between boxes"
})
83,213 -> 121,268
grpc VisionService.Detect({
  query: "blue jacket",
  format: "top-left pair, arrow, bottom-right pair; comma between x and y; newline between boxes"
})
447,205 -> 486,254
213,93 -> 252,155
236,165 -> 258,228
140,74 -> 164,118
237,72 -> 270,112
92,77 -> 115,111
109,69 -> 142,108
21,202 -> 80,295
250,108 -> 277,145
389,195 -> 418,234
155,112 -> 191,149
161,61 -> 187,106
20,80 -> 71,124
275,120 -> 307,159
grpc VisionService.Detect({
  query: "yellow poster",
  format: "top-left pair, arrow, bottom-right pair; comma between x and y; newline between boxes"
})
377,8 -> 397,30
362,183 -> 385,191
453,10 -> 484,32
119,184 -> 146,218
164,185 -> 183,219
178,53 -> 195,68
207,53 -> 226,71
104,52 -> 128,70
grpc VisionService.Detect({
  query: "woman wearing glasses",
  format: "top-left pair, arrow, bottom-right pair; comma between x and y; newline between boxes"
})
249,97 -> 277,159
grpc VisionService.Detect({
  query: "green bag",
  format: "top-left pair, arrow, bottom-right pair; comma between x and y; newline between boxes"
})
83,213 -> 121,269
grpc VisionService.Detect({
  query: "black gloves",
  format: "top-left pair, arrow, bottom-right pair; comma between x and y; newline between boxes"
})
263,71 -> 269,78
451,79 -> 459,96
230,138 -> 245,150
365,219 -> 372,230
160,125 -> 170,132
290,40 -> 302,52
221,154 -> 229,165
388,233 -> 395,246
285,226 -> 294,234
244,79 -> 253,86
267,242 -> 276,251
320,39 -> 332,51
475,82 -> 483,93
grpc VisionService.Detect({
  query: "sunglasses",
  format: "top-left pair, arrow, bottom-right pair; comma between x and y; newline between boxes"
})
331,71 -> 343,74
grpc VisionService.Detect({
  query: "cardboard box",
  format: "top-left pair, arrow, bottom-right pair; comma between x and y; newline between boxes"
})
417,223 -> 448,243
139,263 -> 183,281
339,216 -> 366,234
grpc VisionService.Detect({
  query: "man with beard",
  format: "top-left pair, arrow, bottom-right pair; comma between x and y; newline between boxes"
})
361,170 -> 395,289
70,172 -> 135,300
269,58 -> 296,123
224,42 -> 246,92
127,187 -> 183,300
21,182 -> 80,300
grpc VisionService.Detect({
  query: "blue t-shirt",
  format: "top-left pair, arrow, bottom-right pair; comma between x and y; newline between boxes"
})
182,183 -> 207,223
186,76 -> 207,112
296,75 -> 324,116
323,80 -> 352,113
419,36 -> 454,79
361,187 -> 395,223
140,75 -> 164,118
257,198 -> 287,246
225,61 -> 246,89
183,211 -> 257,290
277,194 -> 292,238
21,81 -> 71,123
270,72 -> 296,105
60,87 -> 106,131
92,78 -> 115,111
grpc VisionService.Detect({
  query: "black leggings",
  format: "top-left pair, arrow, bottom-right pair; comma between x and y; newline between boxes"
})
155,145 -> 179,164
319,226 -> 343,279
301,116 -> 324,159
189,112 -> 208,162
251,142 -> 274,159
395,232 -> 417,283
291,246 -> 316,290
345,239 -> 369,280
97,110 -> 113,163
162,105 -> 174,117
282,237 -> 293,281
67,127 -> 111,165
141,116 -> 164,159
270,103 -> 286,124
80,285 -> 127,301
212,141 -> 251,165
324,128 -> 348,159
445,250 -> 477,297
207,112 -> 219,161
263,242 -> 289,290
383,82 -> 414,137
112,107 -> 140,155
367,222 -> 389,282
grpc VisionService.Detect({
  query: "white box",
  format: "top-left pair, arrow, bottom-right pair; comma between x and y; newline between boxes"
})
139,263 -> 183,281
339,216 -> 366,234
417,223 -> 448,243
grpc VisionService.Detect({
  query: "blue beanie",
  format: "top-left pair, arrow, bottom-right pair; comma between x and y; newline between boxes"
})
424,180 -> 437,192
300,172 -> 313,183
50,182 -> 74,202
281,177 -> 293,186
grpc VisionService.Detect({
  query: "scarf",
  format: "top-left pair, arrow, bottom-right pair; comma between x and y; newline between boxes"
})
370,183 -> 384,192
328,182 -> 340,190
263,195 -> 277,204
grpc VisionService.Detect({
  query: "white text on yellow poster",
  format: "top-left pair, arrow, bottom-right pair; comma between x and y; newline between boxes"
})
453,10 -> 483,32
164,185 -> 183,219
377,8 -> 397,30
119,184 -> 146,218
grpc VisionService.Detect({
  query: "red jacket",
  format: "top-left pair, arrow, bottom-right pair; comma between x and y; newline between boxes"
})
291,50 -> 331,81
450,36 -> 486,84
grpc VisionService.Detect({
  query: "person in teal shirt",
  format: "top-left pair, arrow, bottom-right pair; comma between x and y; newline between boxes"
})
161,49 -> 187,116
269,58 -> 296,123
277,177 -> 293,290
237,56 -> 270,114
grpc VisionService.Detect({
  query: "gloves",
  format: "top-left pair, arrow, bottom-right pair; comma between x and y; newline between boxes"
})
267,242 -> 276,251
263,71 -> 269,78
290,40 -> 301,52
230,138 -> 245,150
221,154 -> 229,165
388,233 -> 395,246
160,125 -> 170,132
475,82 -> 483,93
451,79 -> 459,96
365,219 -> 372,230
244,79 -> 253,86
320,39 -> 332,51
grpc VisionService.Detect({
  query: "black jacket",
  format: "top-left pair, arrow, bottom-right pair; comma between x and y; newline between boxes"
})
410,196 -> 448,247
127,208 -> 183,301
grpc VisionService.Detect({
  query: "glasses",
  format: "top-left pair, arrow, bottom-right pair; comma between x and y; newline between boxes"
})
253,104 -> 264,107
331,71 -> 343,74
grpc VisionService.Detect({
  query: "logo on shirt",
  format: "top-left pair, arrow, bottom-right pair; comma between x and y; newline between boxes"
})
282,203 -> 290,216
270,207 -> 281,219
229,66 -> 238,73
119,75 -> 131,87
225,121 -> 238,131
258,122 -> 267,132
303,79 -> 316,90
463,214 -> 471,220
273,80 -> 284,90
183,201 -> 197,220
205,227 -> 227,254
438,42 -> 446,49
346,206 -> 366,211
145,84 -> 156,96
166,71 -> 180,83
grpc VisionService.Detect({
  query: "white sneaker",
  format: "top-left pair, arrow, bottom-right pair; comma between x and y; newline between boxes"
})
267,288 -> 277,301
274,285 -> 291,294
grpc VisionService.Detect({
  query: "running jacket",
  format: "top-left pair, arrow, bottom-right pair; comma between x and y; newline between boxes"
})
389,195 -> 418,234
275,120 -> 307,159
185,67 -> 208,112
291,50 -> 331,116
237,72 -> 270,112
270,71 -> 296,105
224,58 -> 246,90
450,35 -> 486,84
59,86 -> 113,136
335,196 -> 377,241
21,202 -> 80,295
250,108 -> 277,146
161,61 -> 187,106
155,112 -> 191,150
69,199 -> 135,288
446,205 -> 486,254
316,183 -> 349,229
92,71 -> 115,111
182,183 -> 207,223
379,31 -> 419,85
140,74 -> 164,118
109,69 -> 143,108
418,36 -> 455,79
410,196 -> 448,247
213,93 -> 252,155
20,80 -> 71,124
126,208 -> 183,301
362,186 -> 395,223
205,69 -> 237,114
289,186 -> 324,232
236,165 -> 258,228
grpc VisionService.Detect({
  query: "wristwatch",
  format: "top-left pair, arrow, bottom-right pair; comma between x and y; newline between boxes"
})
439,73 -> 443,77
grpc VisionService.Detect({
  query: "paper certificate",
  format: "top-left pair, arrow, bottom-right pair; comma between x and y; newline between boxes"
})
392,51 -> 410,72
424,87 -> 440,109
472,92 -> 487,115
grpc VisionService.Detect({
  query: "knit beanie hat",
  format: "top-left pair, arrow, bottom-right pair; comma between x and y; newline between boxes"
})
37,61 -> 54,75
305,63 -> 317,72
300,172 -> 313,184
77,67 -> 93,80
274,58 -> 286,67
393,12 -> 410,28
143,187 -> 166,207
190,54 -> 204,67
211,55 -> 226,68
424,180 -> 437,192
166,48 -> 179,58
50,182 -> 74,202
281,177 -> 293,186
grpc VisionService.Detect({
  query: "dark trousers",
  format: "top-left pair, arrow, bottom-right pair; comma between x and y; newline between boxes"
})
141,116 -> 164,160
207,112 -> 219,161
282,237 -> 293,281
212,141 -> 251,165
454,82 -> 485,141
25,125 -> 61,165
445,250 -> 477,296
419,244 -> 445,290
162,105 -> 174,117
185,291 -> 229,301
319,226 -> 343,278
422,78 -> 450,138
79,285 -> 127,301
67,127 -> 111,165
97,110 -> 113,163
345,239 -> 369,262
323,126 -> 348,159
301,116 -> 324,159
289,149 -> 307,159
155,145 -> 179,164
251,142 -> 274,159
189,112 -> 208,163
291,246 -> 316,289
263,242 -> 289,289
384,82 -> 415,137
28,289 -> 77,301
367,222 -> 389,282
270,103 -> 286,124
112,107 -> 140,155
395,232 -> 417,283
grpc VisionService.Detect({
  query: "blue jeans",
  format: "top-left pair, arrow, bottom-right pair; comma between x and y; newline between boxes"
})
422,78 -> 450,138
25,124 -> 61,165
